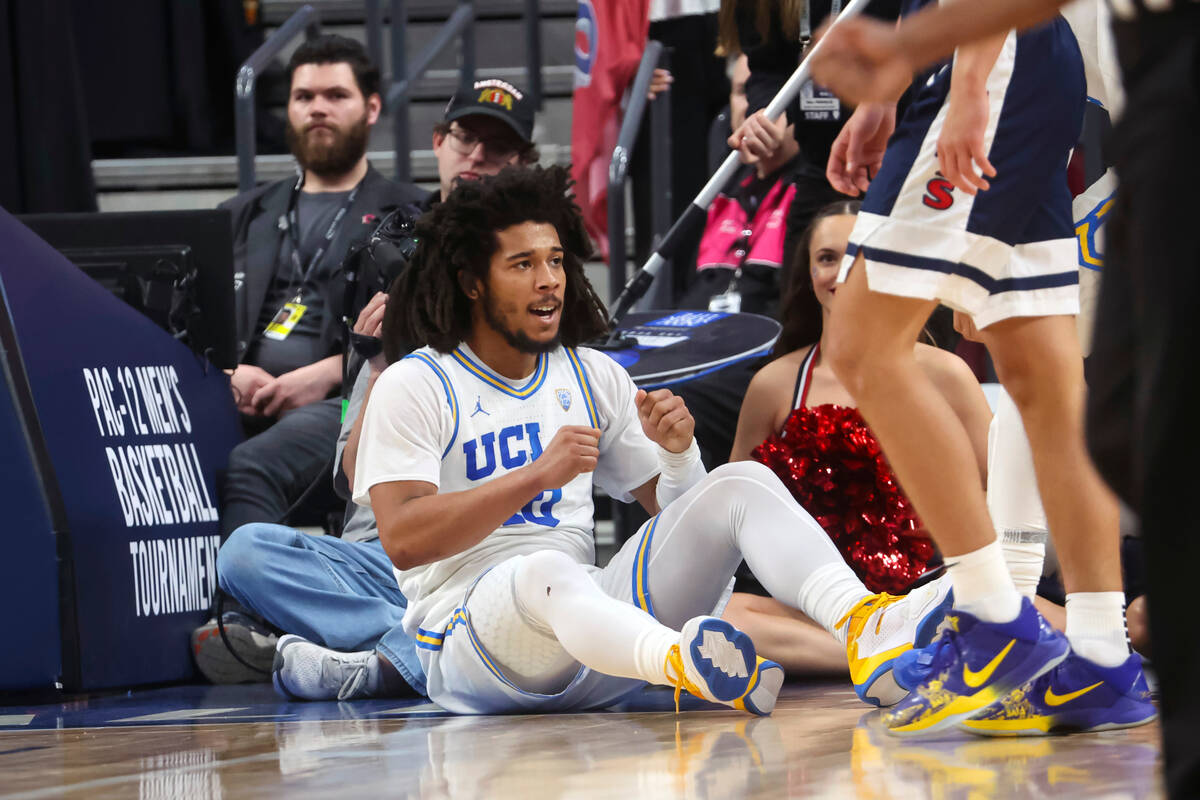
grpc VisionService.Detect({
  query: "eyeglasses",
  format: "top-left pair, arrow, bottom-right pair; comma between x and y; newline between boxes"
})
445,126 -> 521,164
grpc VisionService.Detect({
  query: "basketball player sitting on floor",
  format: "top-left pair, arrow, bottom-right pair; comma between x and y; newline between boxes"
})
271,165 -> 952,714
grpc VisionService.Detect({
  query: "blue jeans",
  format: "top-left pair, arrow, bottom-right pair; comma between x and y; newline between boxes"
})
217,523 -> 425,695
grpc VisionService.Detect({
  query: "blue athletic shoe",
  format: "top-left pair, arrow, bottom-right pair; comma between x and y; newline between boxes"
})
893,639 -> 941,694
959,650 -> 1157,736
882,598 -> 1070,736
665,616 -> 784,716
888,589 -> 956,695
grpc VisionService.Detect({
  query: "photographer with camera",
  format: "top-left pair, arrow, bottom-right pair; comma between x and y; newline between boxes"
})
192,78 -> 540,687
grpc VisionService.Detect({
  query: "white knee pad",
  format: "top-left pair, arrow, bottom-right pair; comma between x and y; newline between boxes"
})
466,554 -> 579,693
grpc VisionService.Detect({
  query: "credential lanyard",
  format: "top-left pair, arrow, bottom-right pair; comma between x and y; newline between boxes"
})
284,174 -> 362,302
800,0 -> 843,46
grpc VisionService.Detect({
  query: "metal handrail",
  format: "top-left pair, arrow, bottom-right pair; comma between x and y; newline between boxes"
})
607,41 -> 672,307
605,0 -> 871,328
234,5 -> 321,192
524,0 -> 544,109
364,0 -> 384,72
384,0 -> 476,182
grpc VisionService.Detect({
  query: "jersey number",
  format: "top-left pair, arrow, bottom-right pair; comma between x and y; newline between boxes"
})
502,488 -> 562,528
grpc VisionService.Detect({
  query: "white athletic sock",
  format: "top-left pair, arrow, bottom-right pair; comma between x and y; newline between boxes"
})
1065,591 -> 1129,667
633,627 -> 683,686
797,562 -> 871,645
945,540 -> 1022,623
999,531 -> 1047,598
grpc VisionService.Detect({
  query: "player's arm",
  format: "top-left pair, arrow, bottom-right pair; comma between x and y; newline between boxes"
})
371,426 -> 600,570
893,0 -> 1064,67
811,0 -> 1065,105
632,388 -> 707,514
938,32 -> 1006,194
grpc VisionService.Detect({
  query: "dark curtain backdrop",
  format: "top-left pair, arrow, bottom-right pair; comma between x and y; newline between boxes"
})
0,0 -> 96,213
70,0 -> 266,157
0,1 -> 266,213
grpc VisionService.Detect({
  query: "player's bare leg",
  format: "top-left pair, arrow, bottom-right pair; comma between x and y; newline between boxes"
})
984,314 -> 1122,593
983,314 -> 1127,669
826,254 -> 1000,564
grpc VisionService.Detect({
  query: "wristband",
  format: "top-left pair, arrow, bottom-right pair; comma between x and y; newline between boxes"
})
655,439 -> 707,508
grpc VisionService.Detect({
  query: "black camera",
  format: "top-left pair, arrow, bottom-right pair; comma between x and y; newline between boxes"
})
342,204 -> 422,359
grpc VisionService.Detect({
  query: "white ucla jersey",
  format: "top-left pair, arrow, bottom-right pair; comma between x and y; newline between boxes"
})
354,343 -> 660,638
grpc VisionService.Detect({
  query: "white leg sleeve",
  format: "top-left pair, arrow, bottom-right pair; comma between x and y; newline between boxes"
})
507,551 -> 680,687
985,387 -> 1049,596
628,461 -> 870,638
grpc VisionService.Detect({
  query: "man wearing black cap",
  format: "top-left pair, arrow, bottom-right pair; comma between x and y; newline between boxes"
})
194,78 -> 541,689
432,78 -> 539,202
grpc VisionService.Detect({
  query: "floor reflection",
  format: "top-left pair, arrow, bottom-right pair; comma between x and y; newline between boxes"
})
0,682 -> 1161,799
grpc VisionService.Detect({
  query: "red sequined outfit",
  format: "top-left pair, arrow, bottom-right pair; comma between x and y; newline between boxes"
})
751,345 -> 938,593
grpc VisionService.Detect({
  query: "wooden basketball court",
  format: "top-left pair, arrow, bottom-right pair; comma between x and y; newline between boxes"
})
0,680 -> 1161,798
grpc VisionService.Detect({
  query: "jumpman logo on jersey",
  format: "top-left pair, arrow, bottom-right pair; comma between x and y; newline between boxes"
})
471,396 -> 489,417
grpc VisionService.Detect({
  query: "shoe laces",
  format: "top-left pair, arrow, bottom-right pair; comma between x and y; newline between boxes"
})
837,592 -> 903,640
324,653 -> 373,701
664,644 -> 708,713
920,616 -> 964,673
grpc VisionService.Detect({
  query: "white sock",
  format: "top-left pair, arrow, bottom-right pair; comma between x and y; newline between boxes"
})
1065,591 -> 1129,667
797,562 -> 871,644
999,530 -> 1047,598
633,627 -> 683,686
945,540 -> 1022,623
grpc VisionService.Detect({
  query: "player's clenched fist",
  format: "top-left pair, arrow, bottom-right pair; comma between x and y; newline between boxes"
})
532,425 -> 601,489
635,389 -> 695,454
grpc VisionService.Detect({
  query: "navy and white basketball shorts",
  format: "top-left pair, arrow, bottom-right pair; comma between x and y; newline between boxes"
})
839,18 -> 1087,327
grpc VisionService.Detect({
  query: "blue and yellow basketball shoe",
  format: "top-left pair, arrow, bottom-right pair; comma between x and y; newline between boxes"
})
664,616 -> 785,716
882,597 -> 1070,736
892,638 -> 941,694
959,650 -> 1156,736
840,577 -> 954,707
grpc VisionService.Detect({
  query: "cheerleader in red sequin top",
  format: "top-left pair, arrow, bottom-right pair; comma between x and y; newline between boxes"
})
722,200 -> 994,675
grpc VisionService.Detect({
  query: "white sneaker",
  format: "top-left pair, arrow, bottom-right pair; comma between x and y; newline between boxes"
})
664,616 -> 784,716
839,576 -> 953,707
272,634 -> 380,701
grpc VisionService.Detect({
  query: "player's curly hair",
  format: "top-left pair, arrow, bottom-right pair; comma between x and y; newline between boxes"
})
382,165 -> 609,360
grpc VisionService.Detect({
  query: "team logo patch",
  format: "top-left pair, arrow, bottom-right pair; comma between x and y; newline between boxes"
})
922,172 -> 955,210
556,388 -> 572,411
478,88 -> 514,110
